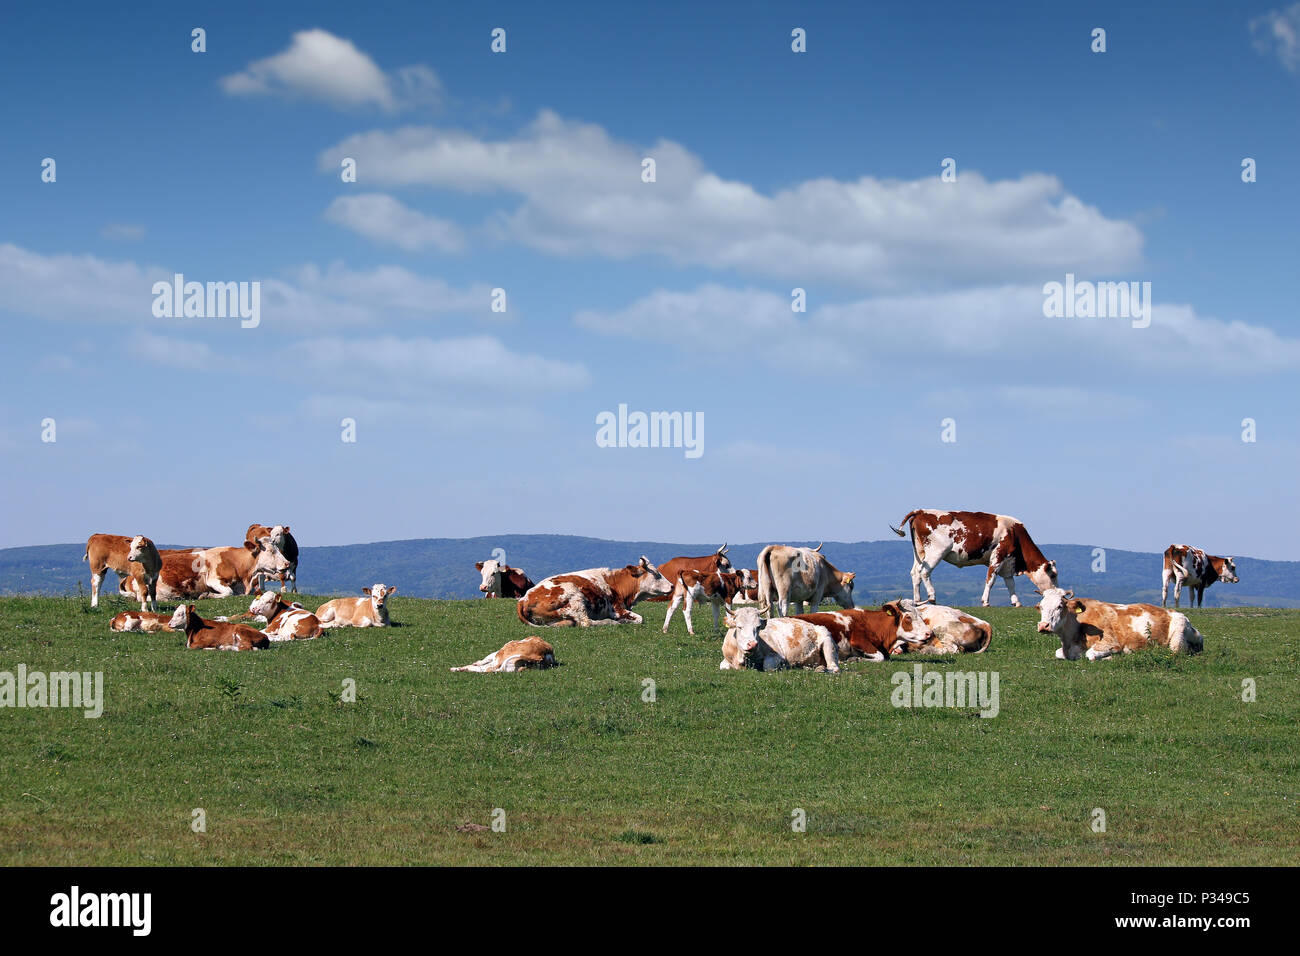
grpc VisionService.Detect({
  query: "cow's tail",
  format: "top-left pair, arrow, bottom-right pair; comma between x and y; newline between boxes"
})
82,546 -> 89,562
756,546 -> 774,615
516,598 -> 536,627
890,510 -> 923,538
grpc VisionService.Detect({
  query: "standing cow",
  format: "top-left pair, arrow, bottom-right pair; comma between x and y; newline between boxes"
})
720,606 -> 840,672
246,524 -> 298,592
1161,544 -> 1238,608
1036,588 -> 1204,661
475,559 -> 535,598
891,510 -> 1057,607
517,556 -> 674,627
662,569 -> 753,636
83,534 -> 163,610
755,544 -> 856,617
648,545 -> 734,602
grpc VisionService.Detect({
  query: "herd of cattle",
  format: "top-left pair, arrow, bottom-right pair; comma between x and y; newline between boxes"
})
83,510 -> 1239,674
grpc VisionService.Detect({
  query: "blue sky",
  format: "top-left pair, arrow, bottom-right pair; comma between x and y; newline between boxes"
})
2,0 -> 1297,558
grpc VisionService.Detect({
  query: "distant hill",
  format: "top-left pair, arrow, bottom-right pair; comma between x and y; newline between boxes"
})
1,535 -> 1294,607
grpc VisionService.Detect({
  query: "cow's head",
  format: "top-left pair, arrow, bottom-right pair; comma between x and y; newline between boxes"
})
267,525 -> 290,550
362,583 -> 396,611
1028,559 -> 1059,592
127,535 -> 156,564
167,604 -> 194,632
249,589 -> 282,619
831,571 -> 856,609
721,606 -> 764,667
1036,587 -> 1087,659
715,543 -> 732,571
247,537 -> 291,577
738,568 -> 757,590
1217,557 -> 1239,583
628,556 -> 674,601
885,599 -> 935,652
476,559 -> 504,593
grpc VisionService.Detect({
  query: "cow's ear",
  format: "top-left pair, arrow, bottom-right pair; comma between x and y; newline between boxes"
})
281,525 -> 290,533
882,602 -> 899,619
844,572 -> 856,583
244,540 -> 258,552
386,586 -> 397,595
1069,599 -> 1086,613
361,588 -> 372,594
475,562 -> 484,571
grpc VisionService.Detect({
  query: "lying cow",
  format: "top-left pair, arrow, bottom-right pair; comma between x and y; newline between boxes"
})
120,540 -> 288,602
1161,544 -> 1238,608
901,602 -> 993,655
83,533 -> 163,610
247,590 -> 323,641
662,569 -> 752,636
246,524 -> 299,592
316,584 -> 396,628
891,509 -> 1057,607
109,610 -> 176,633
1036,587 -> 1204,661
649,545 -> 734,602
517,556 -> 673,627
450,637 -> 557,673
721,606 -> 840,672
756,544 -> 855,617
475,559 -> 535,598
793,601 -> 934,662
167,604 -> 269,651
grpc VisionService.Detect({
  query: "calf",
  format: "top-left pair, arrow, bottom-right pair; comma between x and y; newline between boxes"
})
83,533 -> 163,610
247,590 -> 323,641
246,524 -> 299,592
451,637 -> 557,673
316,584 -> 396,628
649,545 -> 733,602
1036,587 -> 1204,661
109,610 -> 176,633
475,559 -> 535,598
517,556 -> 674,627
1161,544 -> 1238,608
794,602 -> 934,662
167,604 -> 269,651
902,603 -> 993,655
755,544 -> 856,616
720,606 -> 840,672
663,569 -> 756,636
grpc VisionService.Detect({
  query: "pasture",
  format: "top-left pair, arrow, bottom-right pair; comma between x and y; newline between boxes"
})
0,593 -> 1296,865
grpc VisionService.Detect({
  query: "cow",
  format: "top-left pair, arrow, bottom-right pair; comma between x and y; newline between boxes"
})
83,533 -> 163,610
891,510 -> 1058,607
517,556 -> 674,627
793,602 -> 934,662
475,559 -> 535,598
648,545 -> 734,602
316,584 -> 396,628
898,602 -> 993,655
662,569 -> 752,635
1035,587 -> 1204,661
167,604 -> 269,651
118,548 -> 208,603
755,544 -> 855,617
109,610 -> 176,633
1161,544 -> 1238,608
245,524 -> 299,592
451,637 -> 557,673
247,590 -> 323,641
729,569 -> 760,605
719,606 -> 840,672
123,539 -> 290,602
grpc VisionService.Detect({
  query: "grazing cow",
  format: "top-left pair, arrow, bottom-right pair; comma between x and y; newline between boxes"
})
720,606 -> 840,672
517,556 -> 674,627
247,590 -> 323,641
899,603 -> 993,655
1161,544 -> 1238,608
83,534 -> 163,610
316,584 -> 396,628
755,544 -> 856,617
794,602 -> 934,662
245,524 -> 299,592
167,604 -> 269,651
662,569 -> 752,635
109,610 -> 176,633
1035,587 -> 1204,661
451,637 -> 557,673
891,510 -> 1058,607
648,545 -> 734,602
475,559 -> 535,598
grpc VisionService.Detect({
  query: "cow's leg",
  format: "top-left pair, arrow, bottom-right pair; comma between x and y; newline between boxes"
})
711,596 -> 722,631
681,588 -> 696,636
1160,568 -> 1172,607
819,633 -> 840,673
980,567 -> 998,607
1085,640 -> 1122,661
662,587 -> 685,634
915,550 -> 941,603
289,569 -> 298,594
1003,574 -> 1020,607
90,570 -> 104,607
910,560 -> 923,603
451,652 -> 502,672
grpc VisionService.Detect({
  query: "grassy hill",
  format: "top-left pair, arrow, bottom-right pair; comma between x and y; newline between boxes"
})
2,535 -> 1294,606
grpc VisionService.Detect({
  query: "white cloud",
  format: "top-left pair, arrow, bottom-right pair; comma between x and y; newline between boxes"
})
220,29 -> 441,111
324,193 -> 465,252
318,110 -> 1143,289
1250,4 -> 1300,72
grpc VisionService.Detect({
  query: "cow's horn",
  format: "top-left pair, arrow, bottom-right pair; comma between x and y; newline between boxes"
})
813,542 -> 822,552
718,543 -> 728,554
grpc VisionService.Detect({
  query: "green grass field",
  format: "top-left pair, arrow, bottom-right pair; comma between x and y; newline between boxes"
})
1,592 -> 1296,865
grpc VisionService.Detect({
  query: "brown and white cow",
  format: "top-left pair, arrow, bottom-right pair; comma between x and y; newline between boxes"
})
109,610 -> 176,633
118,548 -> 207,603
517,556 -> 674,627
662,569 -> 752,635
755,544 -> 855,617
898,602 -> 993,655
1036,587 -> 1204,661
648,545 -> 734,602
891,510 -> 1057,607
167,604 -> 269,651
450,637 -> 557,673
729,569 -> 760,605
245,524 -> 299,593
793,602 -> 934,662
83,533 -> 163,610
475,559 -> 535,598
247,590 -> 323,641
720,606 -> 840,672
1161,544 -> 1238,608
316,584 -> 396,628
